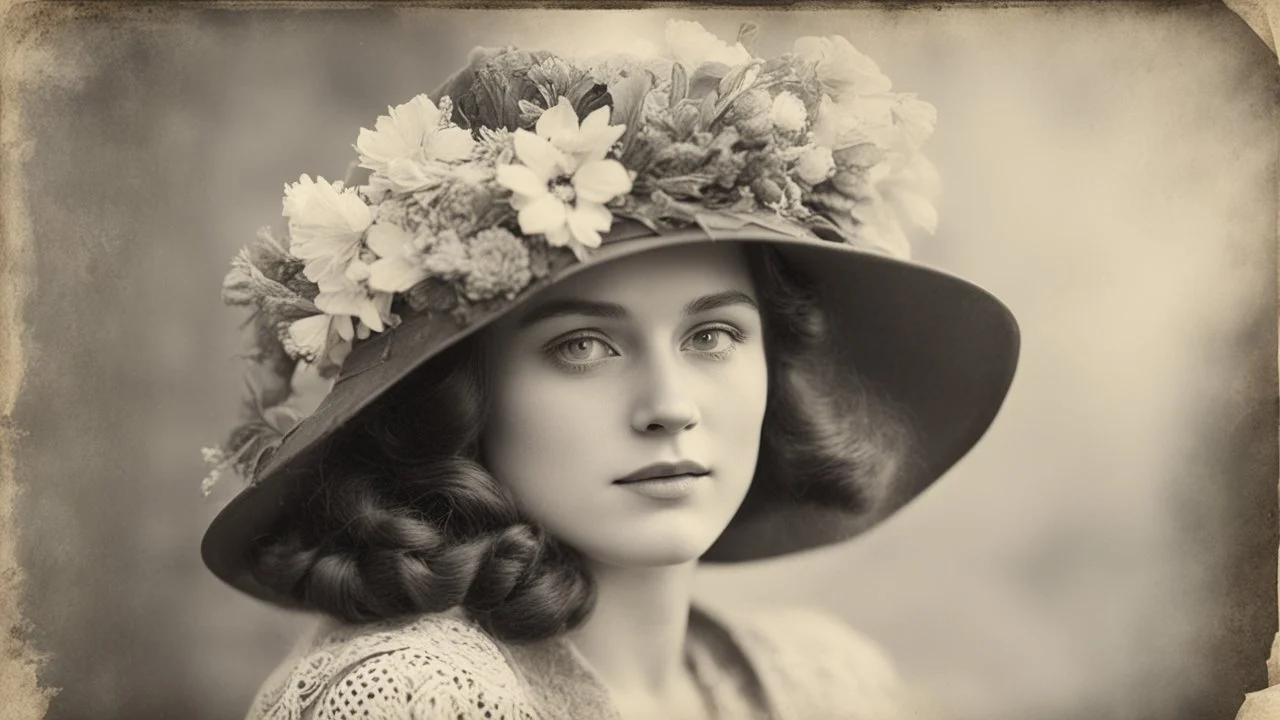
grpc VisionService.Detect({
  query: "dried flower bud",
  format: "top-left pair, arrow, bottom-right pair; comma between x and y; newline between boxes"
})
657,174 -> 713,198
795,146 -> 835,185
671,102 -> 703,139
833,142 -> 883,169
735,114 -> 773,141
770,91 -> 807,133
654,142 -> 708,175
831,169 -> 871,199
463,227 -> 533,302
784,178 -> 804,206
728,89 -> 771,122
808,189 -> 859,214
751,177 -> 784,205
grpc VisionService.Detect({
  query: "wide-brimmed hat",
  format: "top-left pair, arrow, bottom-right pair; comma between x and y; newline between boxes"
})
201,21 -> 1019,607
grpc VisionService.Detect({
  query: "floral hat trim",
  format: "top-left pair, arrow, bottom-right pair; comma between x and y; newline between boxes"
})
201,20 -> 940,496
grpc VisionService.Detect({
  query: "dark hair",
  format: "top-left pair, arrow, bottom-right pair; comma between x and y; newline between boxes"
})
248,243 -> 914,643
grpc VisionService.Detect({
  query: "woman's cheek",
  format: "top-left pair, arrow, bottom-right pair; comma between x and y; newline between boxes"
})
720,348 -> 769,423
513,370 -> 621,474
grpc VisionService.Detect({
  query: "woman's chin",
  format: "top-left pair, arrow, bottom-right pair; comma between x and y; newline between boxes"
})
579,528 -> 727,568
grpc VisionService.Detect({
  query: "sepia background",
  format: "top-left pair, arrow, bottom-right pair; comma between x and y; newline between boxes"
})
6,4 -> 1278,720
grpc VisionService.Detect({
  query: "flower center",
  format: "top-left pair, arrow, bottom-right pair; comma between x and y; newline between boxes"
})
549,176 -> 576,204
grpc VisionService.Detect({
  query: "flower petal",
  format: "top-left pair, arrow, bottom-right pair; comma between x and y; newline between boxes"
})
572,160 -> 632,204
568,241 -> 593,263
314,265 -> 360,293
356,95 -> 442,170
665,19 -> 750,69
578,105 -> 612,137
890,190 -> 938,234
327,338 -> 353,366
574,106 -> 627,163
535,97 -> 580,147
285,176 -> 372,283
517,194 -> 568,236
513,129 -> 567,182
425,126 -> 476,162
282,174 -> 316,217
333,315 -> 355,342
373,292 -> 397,328
287,314 -> 332,360
385,157 -> 432,193
365,223 -> 410,259
344,259 -> 372,284
566,208 -> 603,248
368,255 -> 426,293
496,163 -> 549,200
358,300 -> 385,333
572,200 -> 613,232
544,225 -> 574,248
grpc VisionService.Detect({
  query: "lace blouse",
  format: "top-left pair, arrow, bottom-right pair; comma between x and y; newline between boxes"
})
245,604 -> 920,720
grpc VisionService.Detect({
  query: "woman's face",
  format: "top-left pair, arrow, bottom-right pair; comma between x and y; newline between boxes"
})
480,242 -> 768,568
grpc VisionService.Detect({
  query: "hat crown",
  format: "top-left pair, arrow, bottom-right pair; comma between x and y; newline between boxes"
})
202,20 -> 940,495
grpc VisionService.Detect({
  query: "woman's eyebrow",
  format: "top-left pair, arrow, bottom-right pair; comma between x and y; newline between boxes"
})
684,290 -> 758,315
517,289 -> 758,328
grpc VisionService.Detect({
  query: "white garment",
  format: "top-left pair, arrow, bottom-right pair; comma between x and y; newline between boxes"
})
246,604 -> 923,720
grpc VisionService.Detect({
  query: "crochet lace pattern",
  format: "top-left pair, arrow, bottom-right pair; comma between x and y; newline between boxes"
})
247,614 -> 534,720
245,606 -> 918,720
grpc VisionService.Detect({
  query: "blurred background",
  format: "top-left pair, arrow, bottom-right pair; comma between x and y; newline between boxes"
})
9,4 -> 1278,720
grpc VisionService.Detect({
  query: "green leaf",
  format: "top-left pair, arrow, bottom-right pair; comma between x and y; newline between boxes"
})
692,209 -> 811,239
698,91 -> 718,129
669,62 -> 689,108
608,71 -> 655,158
655,175 -> 712,199
736,22 -> 760,55
688,62 -> 730,100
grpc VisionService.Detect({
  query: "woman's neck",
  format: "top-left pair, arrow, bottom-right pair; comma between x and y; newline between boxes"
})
566,559 -> 698,699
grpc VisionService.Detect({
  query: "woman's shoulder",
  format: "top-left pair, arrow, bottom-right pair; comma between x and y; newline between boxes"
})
245,611 -> 536,720
715,604 -> 900,675
701,604 -> 926,720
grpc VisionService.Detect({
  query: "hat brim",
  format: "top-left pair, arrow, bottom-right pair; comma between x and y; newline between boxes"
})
202,224 -> 1019,606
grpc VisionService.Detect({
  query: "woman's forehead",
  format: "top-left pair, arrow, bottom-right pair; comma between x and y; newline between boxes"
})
539,242 -> 756,303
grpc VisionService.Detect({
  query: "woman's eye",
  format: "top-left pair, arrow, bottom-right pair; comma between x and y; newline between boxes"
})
555,336 -> 615,363
685,328 -> 737,354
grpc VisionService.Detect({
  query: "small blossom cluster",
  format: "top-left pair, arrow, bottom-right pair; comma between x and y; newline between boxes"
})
203,20 -> 938,494
608,22 -> 939,259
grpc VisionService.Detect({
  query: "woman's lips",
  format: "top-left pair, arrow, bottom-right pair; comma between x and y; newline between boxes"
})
615,460 -> 710,484
616,474 -> 705,500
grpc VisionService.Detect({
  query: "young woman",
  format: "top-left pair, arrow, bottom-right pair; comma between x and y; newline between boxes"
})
200,20 -> 1019,720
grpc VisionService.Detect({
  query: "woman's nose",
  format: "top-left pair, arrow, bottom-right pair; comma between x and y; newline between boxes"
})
630,356 -> 701,434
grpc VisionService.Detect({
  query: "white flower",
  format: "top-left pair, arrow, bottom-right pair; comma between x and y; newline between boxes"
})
795,146 -> 835,185
285,312 -> 355,367
879,154 -> 940,235
282,174 -> 373,285
282,257 -> 396,368
893,95 -> 938,152
770,91 -> 807,133
313,260 -> 395,334
200,446 -> 229,497
366,222 -> 429,293
665,20 -> 751,68
495,97 -> 632,257
356,94 -> 475,194
810,94 -> 898,150
793,35 -> 892,98
356,94 -> 474,170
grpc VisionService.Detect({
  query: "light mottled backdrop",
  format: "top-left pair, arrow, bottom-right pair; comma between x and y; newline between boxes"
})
9,5 -> 1277,720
